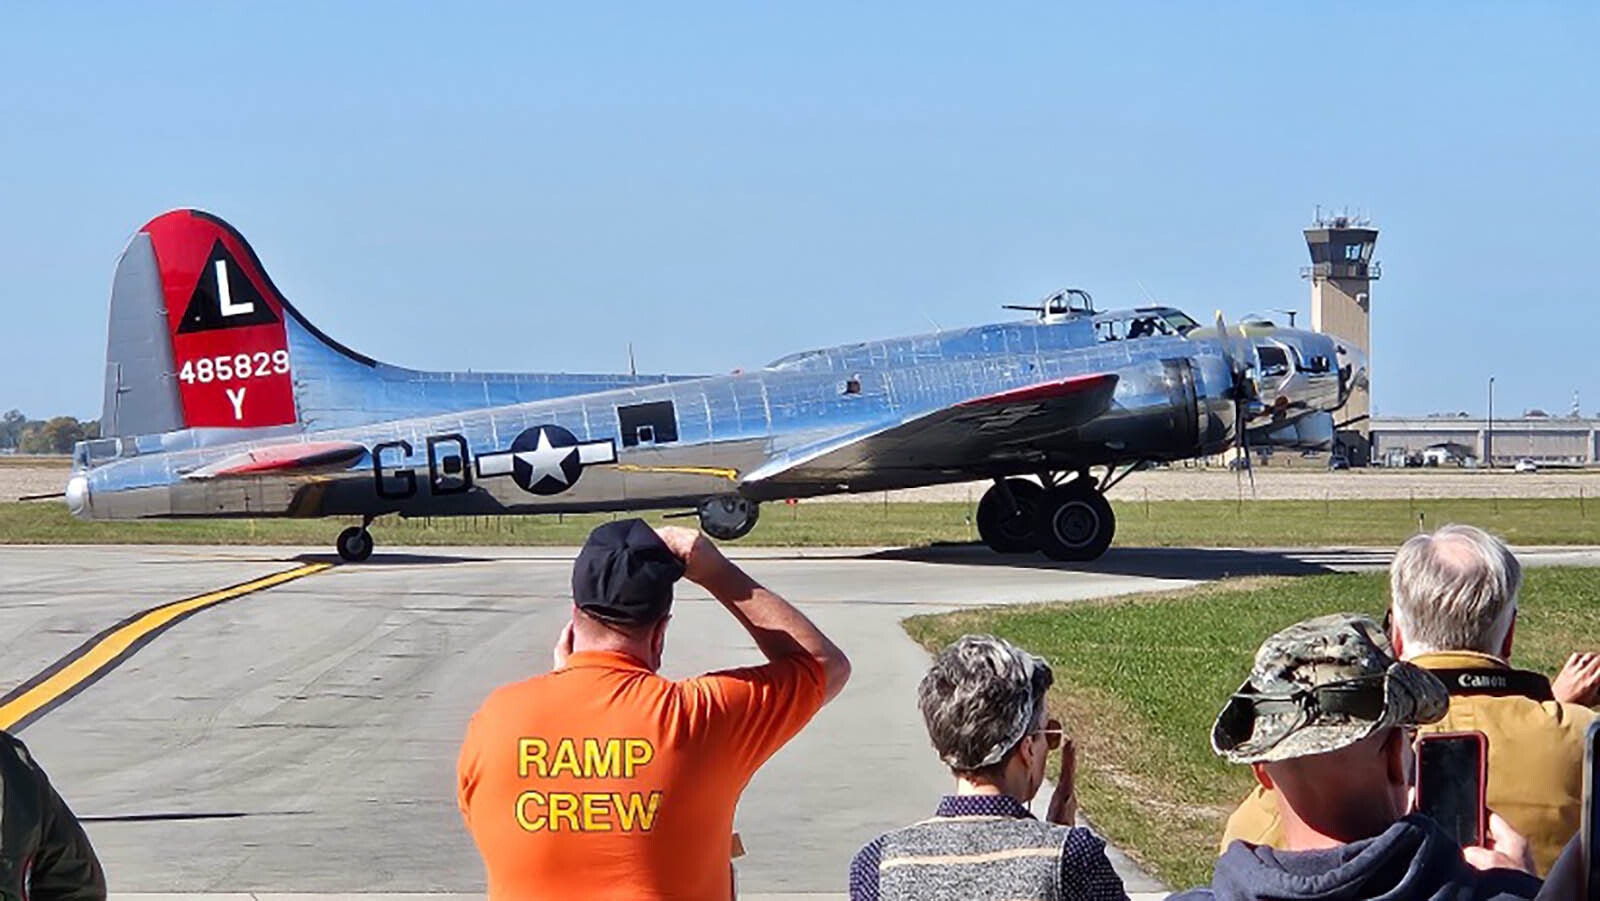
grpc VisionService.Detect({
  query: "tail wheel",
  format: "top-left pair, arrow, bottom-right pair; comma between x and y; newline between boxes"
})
975,479 -> 1043,553
336,526 -> 374,563
1034,484 -> 1115,562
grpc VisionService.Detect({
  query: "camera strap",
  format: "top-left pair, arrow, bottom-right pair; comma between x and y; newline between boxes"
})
1429,667 -> 1553,702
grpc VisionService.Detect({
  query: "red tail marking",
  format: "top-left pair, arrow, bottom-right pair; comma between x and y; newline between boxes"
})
960,372 -> 1119,407
144,211 -> 298,429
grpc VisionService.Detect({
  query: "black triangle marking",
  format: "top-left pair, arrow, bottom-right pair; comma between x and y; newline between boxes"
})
176,240 -> 279,334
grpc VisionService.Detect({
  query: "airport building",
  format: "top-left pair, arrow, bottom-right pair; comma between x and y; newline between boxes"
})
1368,415 -> 1600,467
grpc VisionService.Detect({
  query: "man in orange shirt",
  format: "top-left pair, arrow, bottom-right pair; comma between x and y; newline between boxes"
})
457,519 -> 852,900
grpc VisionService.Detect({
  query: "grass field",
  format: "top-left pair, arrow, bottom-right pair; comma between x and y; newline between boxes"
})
2,495 -> 1598,547
902,568 -> 1600,888
0,456 -> 68,468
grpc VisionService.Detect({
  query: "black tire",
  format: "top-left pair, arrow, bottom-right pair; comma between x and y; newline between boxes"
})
1034,484 -> 1115,562
975,479 -> 1044,554
336,526 -> 374,563
699,495 -> 760,541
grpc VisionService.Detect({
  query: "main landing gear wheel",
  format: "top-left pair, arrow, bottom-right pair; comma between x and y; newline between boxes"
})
698,495 -> 760,541
1034,483 -> 1116,562
336,525 -> 374,563
976,479 -> 1043,554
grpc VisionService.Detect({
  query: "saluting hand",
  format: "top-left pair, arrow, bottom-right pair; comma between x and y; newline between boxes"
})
655,526 -> 733,585
1045,737 -> 1079,826
1552,652 -> 1600,707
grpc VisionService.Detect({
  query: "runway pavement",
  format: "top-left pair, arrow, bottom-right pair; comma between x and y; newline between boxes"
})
2,543 -> 1597,899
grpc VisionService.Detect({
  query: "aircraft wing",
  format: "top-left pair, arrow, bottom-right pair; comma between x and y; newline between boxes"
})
743,372 -> 1118,494
183,440 -> 368,479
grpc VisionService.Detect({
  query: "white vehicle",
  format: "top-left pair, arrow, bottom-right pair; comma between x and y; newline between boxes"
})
1514,458 -> 1539,473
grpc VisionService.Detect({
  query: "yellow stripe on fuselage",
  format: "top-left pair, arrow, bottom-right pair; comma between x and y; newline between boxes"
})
613,464 -> 740,482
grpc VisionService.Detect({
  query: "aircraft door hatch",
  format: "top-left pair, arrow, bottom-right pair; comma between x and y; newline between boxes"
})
618,401 -> 679,448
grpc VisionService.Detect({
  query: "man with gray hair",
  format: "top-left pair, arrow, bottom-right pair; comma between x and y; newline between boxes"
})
848,635 -> 1125,901
1221,524 -> 1599,874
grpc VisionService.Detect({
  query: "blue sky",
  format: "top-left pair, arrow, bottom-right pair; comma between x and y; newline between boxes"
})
2,2 -> 1595,420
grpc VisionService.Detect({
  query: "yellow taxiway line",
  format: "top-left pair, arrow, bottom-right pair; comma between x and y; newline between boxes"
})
0,562 -> 333,732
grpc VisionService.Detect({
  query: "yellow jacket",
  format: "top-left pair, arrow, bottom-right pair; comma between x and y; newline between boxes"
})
1219,650 -> 1594,876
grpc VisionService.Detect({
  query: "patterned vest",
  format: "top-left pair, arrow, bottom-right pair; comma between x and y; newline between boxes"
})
877,814 -> 1068,901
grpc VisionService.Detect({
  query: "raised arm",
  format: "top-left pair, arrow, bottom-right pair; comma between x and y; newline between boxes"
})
657,527 -> 852,703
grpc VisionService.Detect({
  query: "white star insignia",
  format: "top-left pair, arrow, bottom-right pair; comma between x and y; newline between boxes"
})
516,429 -> 578,487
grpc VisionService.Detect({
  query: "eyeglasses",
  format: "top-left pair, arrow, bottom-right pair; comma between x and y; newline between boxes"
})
1031,717 -> 1064,751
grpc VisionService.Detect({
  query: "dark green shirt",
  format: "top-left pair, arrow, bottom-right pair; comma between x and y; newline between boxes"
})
0,732 -> 105,901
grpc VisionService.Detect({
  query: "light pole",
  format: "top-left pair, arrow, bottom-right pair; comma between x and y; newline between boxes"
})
1487,376 -> 1495,468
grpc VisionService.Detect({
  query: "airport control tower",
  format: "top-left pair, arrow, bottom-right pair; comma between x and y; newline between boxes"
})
1303,214 -> 1379,464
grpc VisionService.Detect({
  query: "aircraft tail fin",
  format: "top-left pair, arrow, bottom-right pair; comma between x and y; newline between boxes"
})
100,209 -> 696,440
101,209 -> 377,438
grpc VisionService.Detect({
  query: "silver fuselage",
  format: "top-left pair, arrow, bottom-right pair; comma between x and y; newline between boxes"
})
68,311 -> 1356,521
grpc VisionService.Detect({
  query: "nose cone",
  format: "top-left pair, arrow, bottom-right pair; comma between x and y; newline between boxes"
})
65,475 -> 91,519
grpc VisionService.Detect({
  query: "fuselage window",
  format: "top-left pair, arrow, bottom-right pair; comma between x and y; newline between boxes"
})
617,401 -> 679,448
1095,320 -> 1126,342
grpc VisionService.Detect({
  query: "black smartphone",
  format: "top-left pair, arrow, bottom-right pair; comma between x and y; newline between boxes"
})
1582,720 -> 1600,899
1415,731 -> 1487,848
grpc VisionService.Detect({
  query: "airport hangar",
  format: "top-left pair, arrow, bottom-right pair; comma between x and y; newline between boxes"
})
1368,415 -> 1600,467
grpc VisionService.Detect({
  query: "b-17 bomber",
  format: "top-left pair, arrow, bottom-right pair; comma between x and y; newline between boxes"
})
68,210 -> 1365,562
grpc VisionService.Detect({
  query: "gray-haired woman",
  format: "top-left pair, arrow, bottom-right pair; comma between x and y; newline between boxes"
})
848,634 -> 1127,901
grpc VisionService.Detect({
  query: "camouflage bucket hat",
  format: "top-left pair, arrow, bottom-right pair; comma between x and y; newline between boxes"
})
1211,613 -> 1449,764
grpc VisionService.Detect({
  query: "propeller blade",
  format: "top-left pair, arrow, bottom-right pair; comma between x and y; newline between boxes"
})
1213,310 -> 1258,499
1240,421 -> 1257,499
1333,414 -> 1371,431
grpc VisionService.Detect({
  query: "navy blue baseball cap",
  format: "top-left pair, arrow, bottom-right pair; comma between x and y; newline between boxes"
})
572,519 -> 685,625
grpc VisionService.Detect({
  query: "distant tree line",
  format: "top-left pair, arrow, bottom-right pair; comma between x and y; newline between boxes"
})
0,410 -> 99,454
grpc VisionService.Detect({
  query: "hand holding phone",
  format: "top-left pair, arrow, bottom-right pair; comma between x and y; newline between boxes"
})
1415,731 -> 1488,848
1462,812 -> 1535,875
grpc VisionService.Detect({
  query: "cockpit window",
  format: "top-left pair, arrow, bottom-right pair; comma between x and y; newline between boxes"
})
1161,311 -> 1199,335
1094,308 -> 1199,343
1095,319 -> 1127,342
1257,345 -> 1291,378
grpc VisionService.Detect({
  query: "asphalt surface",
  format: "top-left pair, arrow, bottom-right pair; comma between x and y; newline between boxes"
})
4,543 -> 1598,898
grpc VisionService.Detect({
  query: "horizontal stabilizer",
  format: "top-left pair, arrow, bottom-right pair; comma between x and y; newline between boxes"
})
183,441 -> 367,479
